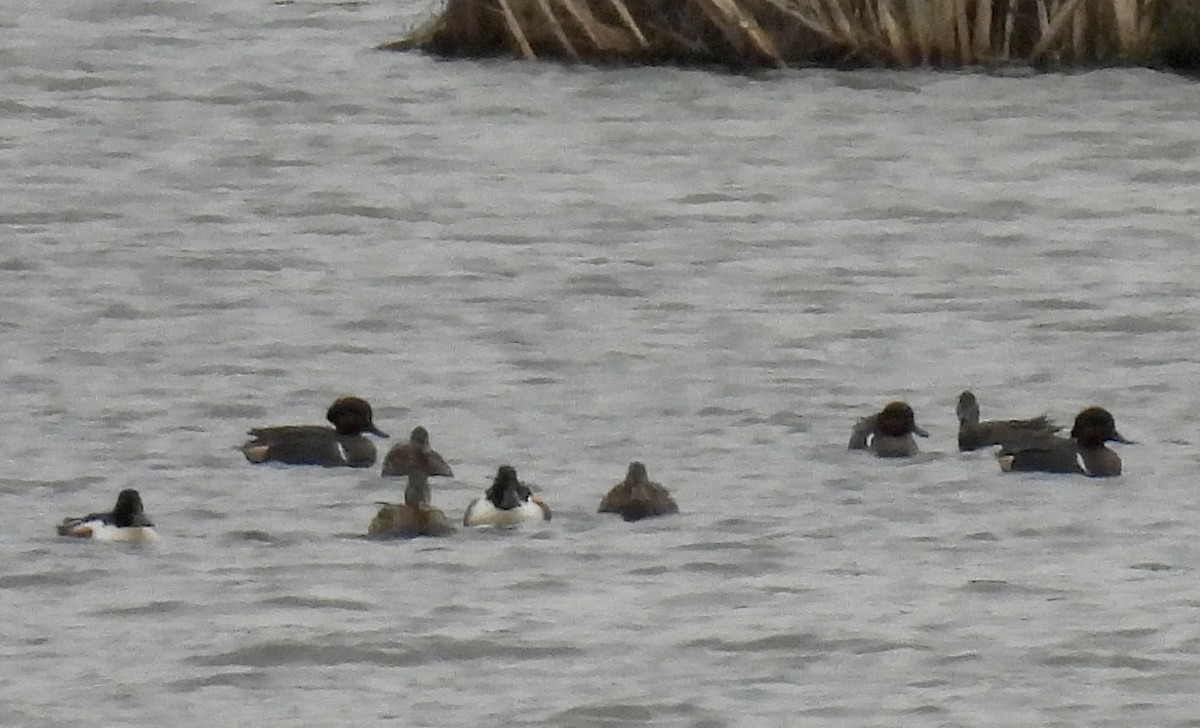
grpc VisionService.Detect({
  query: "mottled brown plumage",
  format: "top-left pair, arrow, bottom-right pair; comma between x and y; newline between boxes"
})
380,426 -> 453,478
598,462 -> 678,522
368,426 -> 456,537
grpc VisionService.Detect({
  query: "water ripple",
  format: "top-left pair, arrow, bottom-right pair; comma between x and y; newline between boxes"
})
188,637 -> 584,668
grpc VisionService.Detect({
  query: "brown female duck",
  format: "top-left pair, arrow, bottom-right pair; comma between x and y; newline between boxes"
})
598,462 -> 678,522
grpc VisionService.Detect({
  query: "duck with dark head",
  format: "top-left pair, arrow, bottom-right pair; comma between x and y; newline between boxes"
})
57,489 -> 157,542
998,406 -> 1131,477
848,401 -> 929,458
463,465 -> 551,528
241,396 -> 389,468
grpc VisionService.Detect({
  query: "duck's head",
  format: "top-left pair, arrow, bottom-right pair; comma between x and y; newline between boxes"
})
327,397 -> 389,438
1070,407 -> 1131,448
414,425 -> 453,477
956,390 -> 980,425
486,465 -> 527,510
113,489 -> 146,527
410,426 -> 430,448
625,461 -> 649,485
879,401 -> 928,438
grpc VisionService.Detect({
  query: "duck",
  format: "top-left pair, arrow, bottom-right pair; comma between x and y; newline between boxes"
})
241,396 -> 389,468
598,461 -> 678,522
380,426 -> 453,478
956,390 -> 1060,451
998,406 -> 1131,477
463,465 -> 551,528
368,426 -> 456,538
848,400 -> 929,457
56,489 -> 157,542
368,500 -> 454,539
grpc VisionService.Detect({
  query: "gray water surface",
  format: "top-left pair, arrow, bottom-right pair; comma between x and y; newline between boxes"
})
3,1 -> 1200,726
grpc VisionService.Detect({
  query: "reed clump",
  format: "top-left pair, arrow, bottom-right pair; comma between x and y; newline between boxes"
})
381,0 -> 1200,70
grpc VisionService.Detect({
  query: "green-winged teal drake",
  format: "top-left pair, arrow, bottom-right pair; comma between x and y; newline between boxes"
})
57,489 -> 157,542
368,437 -> 455,538
241,397 -> 389,468
998,406 -> 1130,477
598,461 -> 678,522
849,401 -> 929,458
463,465 -> 551,528
956,390 -> 1060,451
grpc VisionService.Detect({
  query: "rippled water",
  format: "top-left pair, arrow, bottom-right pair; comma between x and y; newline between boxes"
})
4,1 -> 1200,725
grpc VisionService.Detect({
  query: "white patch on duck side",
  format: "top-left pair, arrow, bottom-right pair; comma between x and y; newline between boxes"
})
64,519 -> 158,543
1075,452 -> 1091,476
463,498 -> 547,528
99,525 -> 158,543
335,441 -> 348,464
242,445 -> 270,463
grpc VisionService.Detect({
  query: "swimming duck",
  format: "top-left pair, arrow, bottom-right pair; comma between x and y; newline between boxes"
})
380,426 -> 453,478
368,427 -> 455,538
598,461 -> 678,522
998,406 -> 1130,477
56,489 -> 157,542
956,390 -> 1060,451
368,500 -> 454,539
463,465 -> 551,528
848,401 -> 929,457
241,396 -> 389,468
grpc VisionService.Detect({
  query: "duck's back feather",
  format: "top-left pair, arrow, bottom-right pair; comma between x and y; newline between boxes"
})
368,503 -> 454,538
242,428 -> 376,467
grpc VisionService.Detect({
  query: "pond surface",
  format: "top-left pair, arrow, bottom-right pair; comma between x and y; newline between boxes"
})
3,2 -> 1200,725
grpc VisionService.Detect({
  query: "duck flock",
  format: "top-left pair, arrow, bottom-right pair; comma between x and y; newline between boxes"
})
55,392 -> 1130,543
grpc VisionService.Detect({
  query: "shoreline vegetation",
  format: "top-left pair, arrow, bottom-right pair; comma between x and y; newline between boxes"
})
380,0 -> 1200,71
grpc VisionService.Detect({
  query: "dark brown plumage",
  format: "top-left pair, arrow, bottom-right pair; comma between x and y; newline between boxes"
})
598,462 -> 678,522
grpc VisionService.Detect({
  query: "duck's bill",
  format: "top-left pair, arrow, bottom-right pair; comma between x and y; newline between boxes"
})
913,425 -> 930,438
369,426 -> 390,438
1112,431 -> 1134,444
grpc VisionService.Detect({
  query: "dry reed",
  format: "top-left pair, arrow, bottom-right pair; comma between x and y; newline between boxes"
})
383,0 -> 1200,70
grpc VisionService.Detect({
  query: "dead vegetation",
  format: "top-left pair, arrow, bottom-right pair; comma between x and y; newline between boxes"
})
381,0 -> 1200,70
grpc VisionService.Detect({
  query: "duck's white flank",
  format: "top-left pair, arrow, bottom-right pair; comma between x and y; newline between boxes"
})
1075,452 -> 1090,476
61,519 -> 158,543
463,498 -> 547,528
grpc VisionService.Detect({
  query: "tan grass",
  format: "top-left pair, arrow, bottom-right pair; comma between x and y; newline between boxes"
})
974,0 -> 993,58
999,0 -> 1013,58
603,0 -> 648,48
1111,0 -> 1153,54
1029,0 -> 1085,60
496,0 -> 537,58
535,0 -> 581,60
382,0 -> 1192,69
